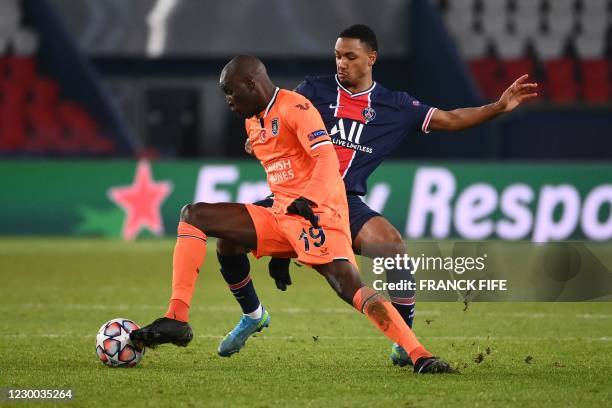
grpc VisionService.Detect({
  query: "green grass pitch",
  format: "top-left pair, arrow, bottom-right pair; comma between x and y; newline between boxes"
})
1,238 -> 611,407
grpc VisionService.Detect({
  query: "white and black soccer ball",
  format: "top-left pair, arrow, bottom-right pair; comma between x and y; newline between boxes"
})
95,318 -> 145,367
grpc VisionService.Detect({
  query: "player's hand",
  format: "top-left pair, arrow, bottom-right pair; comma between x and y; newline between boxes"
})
245,138 -> 253,155
286,197 -> 319,228
497,74 -> 538,112
268,258 -> 292,291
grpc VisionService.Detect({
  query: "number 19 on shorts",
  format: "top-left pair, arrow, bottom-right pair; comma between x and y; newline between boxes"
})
298,227 -> 326,251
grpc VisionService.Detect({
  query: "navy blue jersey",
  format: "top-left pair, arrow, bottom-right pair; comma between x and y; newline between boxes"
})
295,75 -> 436,196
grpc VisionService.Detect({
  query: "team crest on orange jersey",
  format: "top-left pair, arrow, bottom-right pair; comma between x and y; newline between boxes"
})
271,118 -> 279,136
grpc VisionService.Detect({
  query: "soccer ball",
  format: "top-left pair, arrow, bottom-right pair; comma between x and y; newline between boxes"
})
95,318 -> 145,367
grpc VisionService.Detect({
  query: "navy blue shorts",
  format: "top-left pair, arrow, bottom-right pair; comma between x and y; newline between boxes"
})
345,194 -> 381,239
253,194 -> 380,240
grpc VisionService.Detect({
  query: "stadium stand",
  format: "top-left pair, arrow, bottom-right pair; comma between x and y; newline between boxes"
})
0,0 -> 114,154
438,0 -> 612,103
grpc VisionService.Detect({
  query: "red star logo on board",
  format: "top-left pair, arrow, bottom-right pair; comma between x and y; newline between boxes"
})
108,160 -> 173,240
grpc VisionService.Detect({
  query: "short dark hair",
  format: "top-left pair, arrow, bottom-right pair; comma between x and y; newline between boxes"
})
338,24 -> 378,52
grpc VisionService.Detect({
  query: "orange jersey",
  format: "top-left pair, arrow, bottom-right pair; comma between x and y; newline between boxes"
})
245,88 -> 348,220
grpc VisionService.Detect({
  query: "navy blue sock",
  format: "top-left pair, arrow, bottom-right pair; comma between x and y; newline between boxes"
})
217,252 -> 261,315
386,266 -> 416,328
390,302 -> 415,328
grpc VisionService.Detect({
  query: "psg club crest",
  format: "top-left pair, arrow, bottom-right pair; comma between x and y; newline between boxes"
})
271,118 -> 279,136
362,106 -> 376,122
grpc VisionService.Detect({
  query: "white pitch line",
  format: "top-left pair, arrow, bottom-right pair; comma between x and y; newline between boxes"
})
1,303 -> 441,315
575,313 -> 612,319
3,304 -> 612,319
0,334 -> 611,342
1,304 -> 360,315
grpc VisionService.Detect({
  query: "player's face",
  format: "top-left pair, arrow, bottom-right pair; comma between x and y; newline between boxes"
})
334,37 -> 376,88
219,71 -> 259,118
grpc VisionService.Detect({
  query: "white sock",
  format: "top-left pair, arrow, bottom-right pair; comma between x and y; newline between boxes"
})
245,304 -> 263,320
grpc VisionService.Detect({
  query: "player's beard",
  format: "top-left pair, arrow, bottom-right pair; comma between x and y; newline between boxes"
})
337,73 -> 355,89
337,73 -> 348,84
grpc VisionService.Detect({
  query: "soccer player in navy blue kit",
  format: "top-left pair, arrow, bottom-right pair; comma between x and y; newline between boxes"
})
216,25 -> 538,364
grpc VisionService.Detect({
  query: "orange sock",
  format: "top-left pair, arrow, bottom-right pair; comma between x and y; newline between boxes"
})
164,221 -> 207,322
353,287 -> 432,364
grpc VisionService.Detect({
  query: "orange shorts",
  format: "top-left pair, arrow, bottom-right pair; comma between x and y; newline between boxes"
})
245,204 -> 357,268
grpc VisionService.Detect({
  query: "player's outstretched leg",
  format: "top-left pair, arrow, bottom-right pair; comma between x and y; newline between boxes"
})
214,196 -> 280,356
216,239 -> 270,357
315,260 -> 454,374
353,216 -> 416,367
131,202 -> 258,349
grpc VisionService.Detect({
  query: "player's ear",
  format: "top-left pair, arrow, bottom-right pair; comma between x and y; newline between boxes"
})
245,76 -> 257,91
368,51 -> 377,67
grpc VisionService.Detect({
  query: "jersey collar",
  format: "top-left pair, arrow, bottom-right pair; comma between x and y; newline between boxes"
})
259,87 -> 280,119
335,75 -> 376,97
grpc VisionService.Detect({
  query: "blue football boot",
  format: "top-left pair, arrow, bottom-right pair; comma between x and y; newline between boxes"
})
217,308 -> 270,357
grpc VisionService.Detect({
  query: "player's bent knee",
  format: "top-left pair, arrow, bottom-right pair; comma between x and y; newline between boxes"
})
377,238 -> 408,258
180,204 -> 191,221
180,202 -> 213,230
320,260 -> 363,305
179,203 -> 193,221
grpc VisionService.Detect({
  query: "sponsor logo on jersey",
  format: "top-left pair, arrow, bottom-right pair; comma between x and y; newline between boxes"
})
260,129 -> 267,142
308,129 -> 328,141
264,159 -> 295,184
362,106 -> 376,122
295,102 -> 310,110
329,118 -> 373,154
271,118 -> 279,136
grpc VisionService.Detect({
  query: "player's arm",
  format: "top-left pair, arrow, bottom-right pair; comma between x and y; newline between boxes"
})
300,142 -> 337,207
285,98 -> 338,224
429,74 -> 538,132
294,126 -> 337,207
285,141 -> 337,229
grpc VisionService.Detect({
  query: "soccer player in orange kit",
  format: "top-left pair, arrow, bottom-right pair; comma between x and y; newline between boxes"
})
130,55 -> 454,374
216,25 -> 538,367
